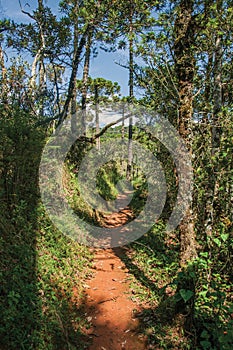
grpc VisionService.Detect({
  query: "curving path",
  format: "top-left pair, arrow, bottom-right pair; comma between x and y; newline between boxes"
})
83,200 -> 147,349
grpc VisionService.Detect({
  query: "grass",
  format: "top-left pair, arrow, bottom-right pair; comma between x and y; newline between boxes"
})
1,120 -> 232,350
0,197 -> 93,350
0,117 -> 93,349
113,222 -> 194,349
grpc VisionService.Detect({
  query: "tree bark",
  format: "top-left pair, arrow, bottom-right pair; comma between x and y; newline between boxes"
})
71,1 -> 79,135
58,27 -> 89,126
126,2 -> 134,180
174,0 -> 197,266
94,83 -> 100,150
29,0 -> 46,98
0,44 -> 8,107
205,30 -> 223,242
81,30 -> 93,135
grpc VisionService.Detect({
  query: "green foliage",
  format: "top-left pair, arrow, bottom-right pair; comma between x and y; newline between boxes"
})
1,1 -> 233,349
96,161 -> 122,201
178,289 -> 194,303
76,77 -> 121,107
120,223 -> 191,348
0,105 -> 91,349
193,252 -> 233,350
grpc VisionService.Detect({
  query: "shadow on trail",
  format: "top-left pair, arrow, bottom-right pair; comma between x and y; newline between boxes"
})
0,124 -> 90,350
111,229 -> 186,349
113,246 -> 161,295
81,247 -> 148,350
82,291 -> 146,350
113,238 -> 233,349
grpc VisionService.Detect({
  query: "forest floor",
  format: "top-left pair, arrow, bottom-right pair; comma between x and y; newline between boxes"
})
81,200 -> 148,350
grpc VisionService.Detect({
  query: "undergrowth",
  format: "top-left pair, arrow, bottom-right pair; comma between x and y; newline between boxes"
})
0,109 -> 92,350
120,224 -> 233,350
0,203 -> 92,350
1,114 -> 232,350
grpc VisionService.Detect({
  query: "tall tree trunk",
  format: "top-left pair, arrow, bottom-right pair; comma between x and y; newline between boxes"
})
30,50 -> 41,91
95,84 -> 100,150
203,51 -> 213,122
0,44 -> 8,108
71,0 -> 80,135
58,27 -> 89,125
71,89 -> 78,133
121,103 -> 125,140
29,0 -> 46,99
174,0 -> 197,266
205,31 -> 223,243
212,34 -> 222,155
81,30 -> 93,135
38,59 -> 46,116
126,3 -> 134,180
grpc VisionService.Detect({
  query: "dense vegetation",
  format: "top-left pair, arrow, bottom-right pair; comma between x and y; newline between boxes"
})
0,0 -> 232,349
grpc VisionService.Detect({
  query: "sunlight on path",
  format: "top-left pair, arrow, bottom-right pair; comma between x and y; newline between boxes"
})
83,248 -> 147,350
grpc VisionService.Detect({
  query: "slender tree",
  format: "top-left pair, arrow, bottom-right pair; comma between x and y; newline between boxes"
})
110,0 -> 157,179
77,77 -> 120,146
173,0 -> 197,266
80,30 -> 93,135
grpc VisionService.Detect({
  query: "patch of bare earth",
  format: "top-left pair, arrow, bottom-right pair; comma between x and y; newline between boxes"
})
82,203 -> 147,350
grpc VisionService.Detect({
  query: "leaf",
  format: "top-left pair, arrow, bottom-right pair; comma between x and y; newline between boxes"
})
213,238 -> 221,247
201,330 -> 210,339
200,340 -> 211,349
118,40 -> 126,50
200,252 -> 208,258
220,233 -> 229,242
179,289 -> 194,303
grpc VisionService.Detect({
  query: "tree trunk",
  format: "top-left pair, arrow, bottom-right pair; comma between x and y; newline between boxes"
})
205,32 -> 223,242
0,45 -> 7,98
58,27 -> 89,125
30,50 -> 41,90
212,35 -> 222,155
81,31 -> 93,136
203,51 -> 213,122
29,0 -> 46,97
71,2 -> 79,135
121,103 -> 125,140
174,0 -> 197,266
126,4 -> 134,180
95,84 -> 100,150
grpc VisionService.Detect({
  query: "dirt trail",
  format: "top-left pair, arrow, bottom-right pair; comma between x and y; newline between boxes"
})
83,200 -> 147,350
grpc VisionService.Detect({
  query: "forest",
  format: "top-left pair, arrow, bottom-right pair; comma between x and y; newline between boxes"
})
0,0 -> 232,349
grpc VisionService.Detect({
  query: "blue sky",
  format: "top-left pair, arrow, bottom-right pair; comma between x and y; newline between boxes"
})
0,0 -> 131,96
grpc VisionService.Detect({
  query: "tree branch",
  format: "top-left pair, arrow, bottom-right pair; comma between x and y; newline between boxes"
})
58,25 -> 91,126
92,112 -> 131,140
18,0 -> 35,20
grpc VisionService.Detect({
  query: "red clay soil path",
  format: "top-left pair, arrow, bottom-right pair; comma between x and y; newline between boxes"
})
83,202 -> 147,350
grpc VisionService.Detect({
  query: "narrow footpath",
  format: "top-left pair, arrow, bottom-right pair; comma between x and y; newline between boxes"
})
83,201 -> 147,350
